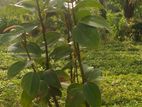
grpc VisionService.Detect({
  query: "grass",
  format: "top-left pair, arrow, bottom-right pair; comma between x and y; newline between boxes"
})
85,41 -> 142,106
101,74 -> 142,107
0,41 -> 142,107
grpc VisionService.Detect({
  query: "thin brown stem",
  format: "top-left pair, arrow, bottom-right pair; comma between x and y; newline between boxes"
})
75,43 -> 86,83
35,0 -> 50,69
53,96 -> 60,107
64,12 -> 74,83
22,34 -> 37,73
35,1 -> 60,107
70,0 -> 89,107
70,0 -> 86,83
47,100 -> 52,107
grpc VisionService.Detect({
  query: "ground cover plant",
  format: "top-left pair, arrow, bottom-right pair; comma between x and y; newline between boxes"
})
0,0 -> 142,107
0,0 -> 110,107
0,41 -> 142,107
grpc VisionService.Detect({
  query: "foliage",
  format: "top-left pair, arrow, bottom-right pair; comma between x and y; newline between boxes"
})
0,0 -> 142,107
0,71 -> 21,107
1,42 -> 142,107
106,0 -> 142,41
101,74 -> 142,107
0,0 -> 110,107
85,41 -> 142,75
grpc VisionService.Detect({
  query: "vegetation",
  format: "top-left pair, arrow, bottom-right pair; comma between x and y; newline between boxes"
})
1,41 -> 142,107
0,0 -> 142,107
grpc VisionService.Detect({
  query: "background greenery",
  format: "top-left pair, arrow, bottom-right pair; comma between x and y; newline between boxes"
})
0,41 -> 142,107
0,0 -> 142,107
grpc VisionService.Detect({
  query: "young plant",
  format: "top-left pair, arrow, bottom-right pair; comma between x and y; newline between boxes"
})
0,0 -> 110,107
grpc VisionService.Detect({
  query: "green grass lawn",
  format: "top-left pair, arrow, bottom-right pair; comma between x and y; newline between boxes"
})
0,41 -> 142,107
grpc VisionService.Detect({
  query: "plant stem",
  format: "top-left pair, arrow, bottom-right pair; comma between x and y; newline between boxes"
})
64,12 -> 74,83
53,95 -> 60,107
22,34 -> 37,73
47,100 -> 52,107
70,0 -> 86,83
75,43 -> 86,83
35,0 -> 50,69
70,0 -> 89,107
35,1 -> 60,107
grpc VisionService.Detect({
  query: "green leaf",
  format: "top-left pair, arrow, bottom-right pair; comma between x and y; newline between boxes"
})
72,23 -> 100,48
21,72 -> 40,97
50,45 -> 72,59
0,24 -> 37,45
21,91 -> 33,107
75,9 -> 91,23
62,61 -> 73,71
49,87 -> 62,97
46,32 -> 60,45
86,70 -> 102,82
66,83 -> 85,107
14,0 -> 36,12
83,82 -> 101,107
8,42 -> 25,53
43,70 -> 61,88
8,42 -> 42,57
27,42 -> 42,57
75,0 -> 103,11
80,16 -> 110,31
49,0 -> 64,9
56,70 -> 69,82
20,23 -> 38,33
0,31 -> 22,45
83,64 -> 102,82
38,80 -> 49,98
36,31 -> 60,46
7,60 -> 27,78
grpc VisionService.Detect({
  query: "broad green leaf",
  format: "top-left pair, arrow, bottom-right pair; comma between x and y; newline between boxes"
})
49,0 -> 64,9
49,87 -> 62,97
75,9 -> 91,23
21,72 -> 40,97
83,64 -> 102,82
0,23 -> 37,45
66,83 -> 85,107
50,45 -> 72,59
14,0 -> 36,12
8,42 -> 25,53
27,42 -> 42,57
38,80 -> 49,98
20,23 -> 38,33
0,19 -> 6,29
0,31 -> 22,45
75,0 -> 103,11
8,23 -> 37,34
62,61 -> 73,70
8,42 -> 42,57
72,23 -> 100,48
46,32 -> 60,45
85,70 -> 102,82
80,16 -> 110,31
36,31 -> 60,46
43,70 -> 61,88
21,91 -> 33,107
4,23 -> 37,34
7,60 -> 27,78
55,70 -> 69,82
83,82 -> 101,107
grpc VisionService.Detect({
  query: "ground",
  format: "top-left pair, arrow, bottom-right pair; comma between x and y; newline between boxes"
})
0,41 -> 142,107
